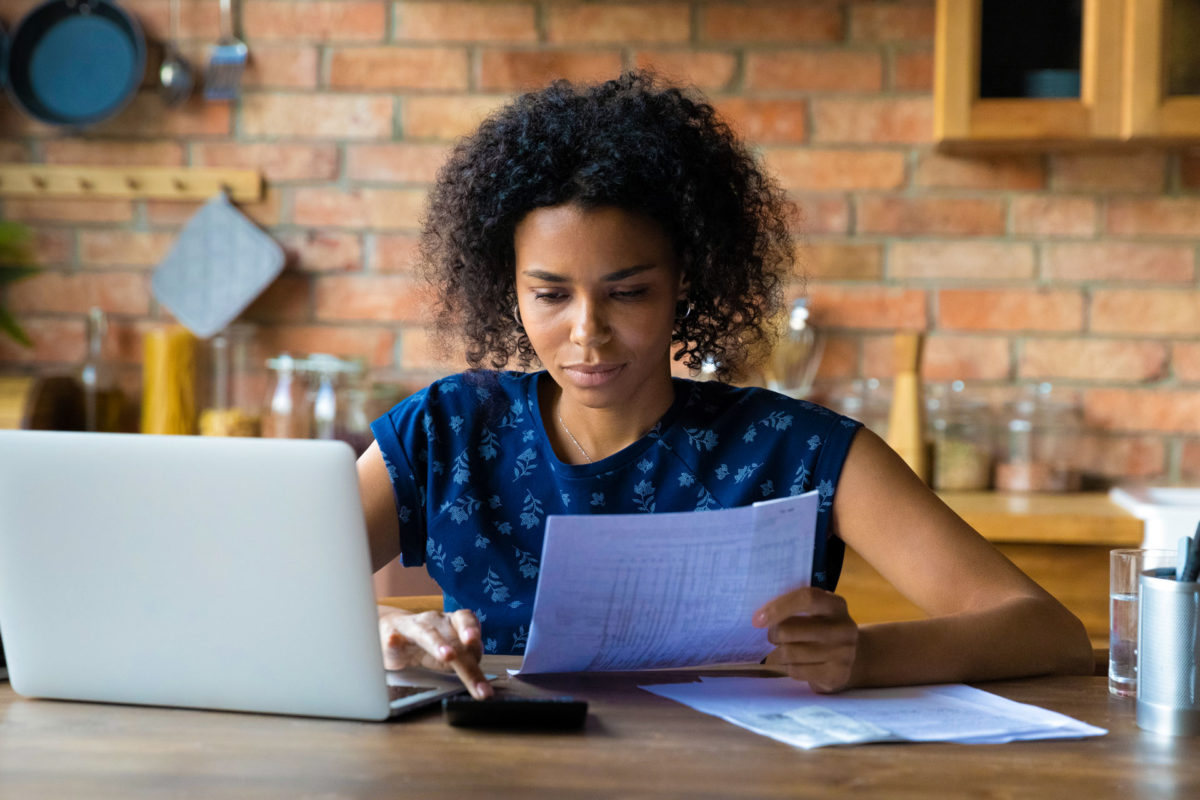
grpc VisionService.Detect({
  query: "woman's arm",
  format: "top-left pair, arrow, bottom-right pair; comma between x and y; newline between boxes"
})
357,441 -> 402,573
757,427 -> 1093,691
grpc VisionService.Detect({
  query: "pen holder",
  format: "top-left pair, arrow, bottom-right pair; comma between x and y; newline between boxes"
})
1137,568 -> 1200,736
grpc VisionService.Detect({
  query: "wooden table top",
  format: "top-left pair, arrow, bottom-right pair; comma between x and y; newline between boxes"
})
0,661 -> 1195,799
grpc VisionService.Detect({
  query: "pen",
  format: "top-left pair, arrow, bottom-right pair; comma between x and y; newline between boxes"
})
1182,522 -> 1200,583
1179,536 -> 1192,581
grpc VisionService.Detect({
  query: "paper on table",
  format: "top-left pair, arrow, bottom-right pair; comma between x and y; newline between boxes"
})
640,676 -> 1107,749
514,491 -> 818,675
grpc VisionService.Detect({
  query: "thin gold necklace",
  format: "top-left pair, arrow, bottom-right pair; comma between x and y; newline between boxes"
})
557,411 -> 592,463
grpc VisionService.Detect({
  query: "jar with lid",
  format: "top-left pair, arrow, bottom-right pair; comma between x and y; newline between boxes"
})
994,383 -> 1082,492
262,353 -> 309,439
764,298 -> 825,399
306,353 -> 367,443
927,381 -> 993,491
827,377 -> 890,439
198,323 -> 261,437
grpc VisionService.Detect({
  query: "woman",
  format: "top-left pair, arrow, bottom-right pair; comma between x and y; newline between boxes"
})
357,72 -> 1093,700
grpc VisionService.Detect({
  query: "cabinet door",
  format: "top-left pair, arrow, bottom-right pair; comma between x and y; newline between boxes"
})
1125,0 -> 1200,138
935,0 -> 1125,145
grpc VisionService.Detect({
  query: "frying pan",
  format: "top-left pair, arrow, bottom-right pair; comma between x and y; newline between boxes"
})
5,0 -> 145,127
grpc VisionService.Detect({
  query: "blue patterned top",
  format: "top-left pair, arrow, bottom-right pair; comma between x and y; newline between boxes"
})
370,370 -> 862,656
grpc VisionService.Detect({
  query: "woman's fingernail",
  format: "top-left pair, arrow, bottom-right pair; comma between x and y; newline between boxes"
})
439,645 -> 454,660
477,682 -> 493,698
752,611 -> 767,627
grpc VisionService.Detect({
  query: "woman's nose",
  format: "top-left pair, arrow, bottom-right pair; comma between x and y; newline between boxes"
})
570,298 -> 611,347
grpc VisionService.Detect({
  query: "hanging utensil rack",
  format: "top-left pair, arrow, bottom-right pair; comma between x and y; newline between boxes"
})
0,164 -> 262,202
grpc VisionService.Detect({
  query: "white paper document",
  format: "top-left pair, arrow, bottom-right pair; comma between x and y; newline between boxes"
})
514,491 -> 818,675
640,676 -> 1107,748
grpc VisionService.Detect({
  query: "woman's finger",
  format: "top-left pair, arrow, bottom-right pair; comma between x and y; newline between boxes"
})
753,587 -> 846,628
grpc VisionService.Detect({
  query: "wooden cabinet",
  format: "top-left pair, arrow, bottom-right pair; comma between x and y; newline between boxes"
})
935,0 -> 1200,146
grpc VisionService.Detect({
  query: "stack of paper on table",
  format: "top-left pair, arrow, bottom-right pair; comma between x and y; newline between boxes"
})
640,677 -> 1107,748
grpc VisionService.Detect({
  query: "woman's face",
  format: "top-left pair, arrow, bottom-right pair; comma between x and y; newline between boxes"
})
513,203 -> 684,411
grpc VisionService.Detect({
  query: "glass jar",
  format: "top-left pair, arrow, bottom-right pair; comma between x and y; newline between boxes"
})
927,382 -> 993,491
199,323 -> 261,437
262,353 -> 309,439
764,298 -> 825,400
79,307 -> 125,432
993,384 -> 1082,492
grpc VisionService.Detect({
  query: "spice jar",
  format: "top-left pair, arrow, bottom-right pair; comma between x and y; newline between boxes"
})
199,323 -> 261,437
994,384 -> 1082,492
927,382 -> 992,491
262,353 -> 308,439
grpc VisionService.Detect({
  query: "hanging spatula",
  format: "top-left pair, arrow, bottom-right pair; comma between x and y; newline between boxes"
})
204,0 -> 247,101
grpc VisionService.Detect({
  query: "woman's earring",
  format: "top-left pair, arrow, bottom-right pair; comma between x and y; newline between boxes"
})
512,304 -> 525,331
676,299 -> 694,321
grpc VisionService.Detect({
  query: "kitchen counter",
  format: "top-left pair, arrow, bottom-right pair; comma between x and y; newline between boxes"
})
938,490 -> 1143,547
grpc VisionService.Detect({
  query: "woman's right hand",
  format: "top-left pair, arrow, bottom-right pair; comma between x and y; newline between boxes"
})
377,606 -> 493,699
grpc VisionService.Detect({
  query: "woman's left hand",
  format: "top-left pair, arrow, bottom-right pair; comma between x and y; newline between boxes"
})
753,587 -> 859,693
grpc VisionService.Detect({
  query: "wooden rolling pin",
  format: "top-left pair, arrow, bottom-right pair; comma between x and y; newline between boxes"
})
886,332 -> 929,483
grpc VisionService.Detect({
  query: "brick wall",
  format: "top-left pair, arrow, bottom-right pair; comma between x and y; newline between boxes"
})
1,0 -> 1198,484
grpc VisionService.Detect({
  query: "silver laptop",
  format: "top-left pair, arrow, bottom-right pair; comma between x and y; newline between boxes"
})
0,430 -> 467,721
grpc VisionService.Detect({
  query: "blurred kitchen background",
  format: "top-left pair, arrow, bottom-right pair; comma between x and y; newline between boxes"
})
3,1 -> 1200,496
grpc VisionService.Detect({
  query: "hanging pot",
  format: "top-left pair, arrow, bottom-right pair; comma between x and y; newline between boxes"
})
4,0 -> 145,127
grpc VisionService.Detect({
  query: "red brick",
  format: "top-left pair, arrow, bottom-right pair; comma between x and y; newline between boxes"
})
292,188 -> 427,230
255,324 -> 396,368
241,274 -> 312,323
849,1 -> 936,42
242,45 -> 321,89
1020,339 -> 1168,382
746,51 -> 884,92
243,94 -> 393,138
802,242 -> 883,280
0,141 -> 30,161
892,48 -> 934,91
15,229 -> 74,267
1084,389 -> 1200,434
314,275 -> 434,323
1077,435 -> 1166,480
914,153 -> 1045,190
1173,342 -> 1200,381
396,1 -> 537,42
1091,290 -> 1200,336
403,95 -> 511,140
811,97 -> 932,143
329,47 -> 469,90
191,143 -> 340,182
372,234 -> 422,274
547,3 -> 690,44
1107,198 -> 1200,237
7,271 -> 150,315
346,143 -> 451,184
790,195 -> 851,235
42,140 -> 185,166
1180,148 -> 1200,189
714,98 -> 808,144
858,196 -> 1006,235
79,232 -> 175,269
921,335 -> 1011,381
1044,243 -> 1194,283
809,334 -> 857,380
937,289 -> 1083,332
702,2 -> 843,43
144,187 -> 283,228
479,50 -> 623,91
764,148 -> 905,191
1011,196 -> 1098,237
1051,150 -> 1168,193
806,285 -> 927,330
890,241 -> 1035,280
278,231 -> 365,272
243,0 -> 386,41
397,325 -> 469,372
0,317 -> 87,365
633,50 -> 738,90
3,198 -> 134,224
93,94 -> 232,137
122,0 -> 220,40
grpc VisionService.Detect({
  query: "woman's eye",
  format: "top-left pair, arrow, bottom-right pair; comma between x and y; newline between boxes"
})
612,288 -> 648,300
533,292 -> 566,303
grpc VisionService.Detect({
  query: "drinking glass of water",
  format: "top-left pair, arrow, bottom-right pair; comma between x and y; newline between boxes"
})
1110,548 -> 1176,697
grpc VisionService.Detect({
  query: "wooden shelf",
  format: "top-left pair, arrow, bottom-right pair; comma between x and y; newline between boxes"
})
938,490 -> 1144,547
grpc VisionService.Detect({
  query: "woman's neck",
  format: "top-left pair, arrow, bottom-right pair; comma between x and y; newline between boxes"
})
545,376 -> 675,464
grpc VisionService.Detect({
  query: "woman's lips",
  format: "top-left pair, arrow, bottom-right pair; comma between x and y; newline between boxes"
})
562,363 -> 624,388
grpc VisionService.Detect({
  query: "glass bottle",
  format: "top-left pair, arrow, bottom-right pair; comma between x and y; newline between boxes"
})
198,324 -> 261,437
765,298 -> 825,399
79,307 -> 124,432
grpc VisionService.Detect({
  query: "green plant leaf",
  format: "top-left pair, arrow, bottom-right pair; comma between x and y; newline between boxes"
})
0,305 -> 31,348
0,265 -> 39,285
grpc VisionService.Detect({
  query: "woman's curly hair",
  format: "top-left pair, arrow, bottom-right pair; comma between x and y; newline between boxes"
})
419,70 -> 794,382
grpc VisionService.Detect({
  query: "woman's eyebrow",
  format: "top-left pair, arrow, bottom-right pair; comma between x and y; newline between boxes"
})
520,264 -> 658,282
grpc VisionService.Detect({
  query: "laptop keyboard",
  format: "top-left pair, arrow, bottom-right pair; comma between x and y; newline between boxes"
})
388,684 -> 438,703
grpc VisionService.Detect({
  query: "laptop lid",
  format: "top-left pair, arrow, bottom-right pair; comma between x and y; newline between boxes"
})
0,431 -> 414,721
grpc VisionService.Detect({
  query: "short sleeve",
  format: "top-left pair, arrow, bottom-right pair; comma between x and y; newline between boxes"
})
369,388 -> 431,568
808,411 -> 863,590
